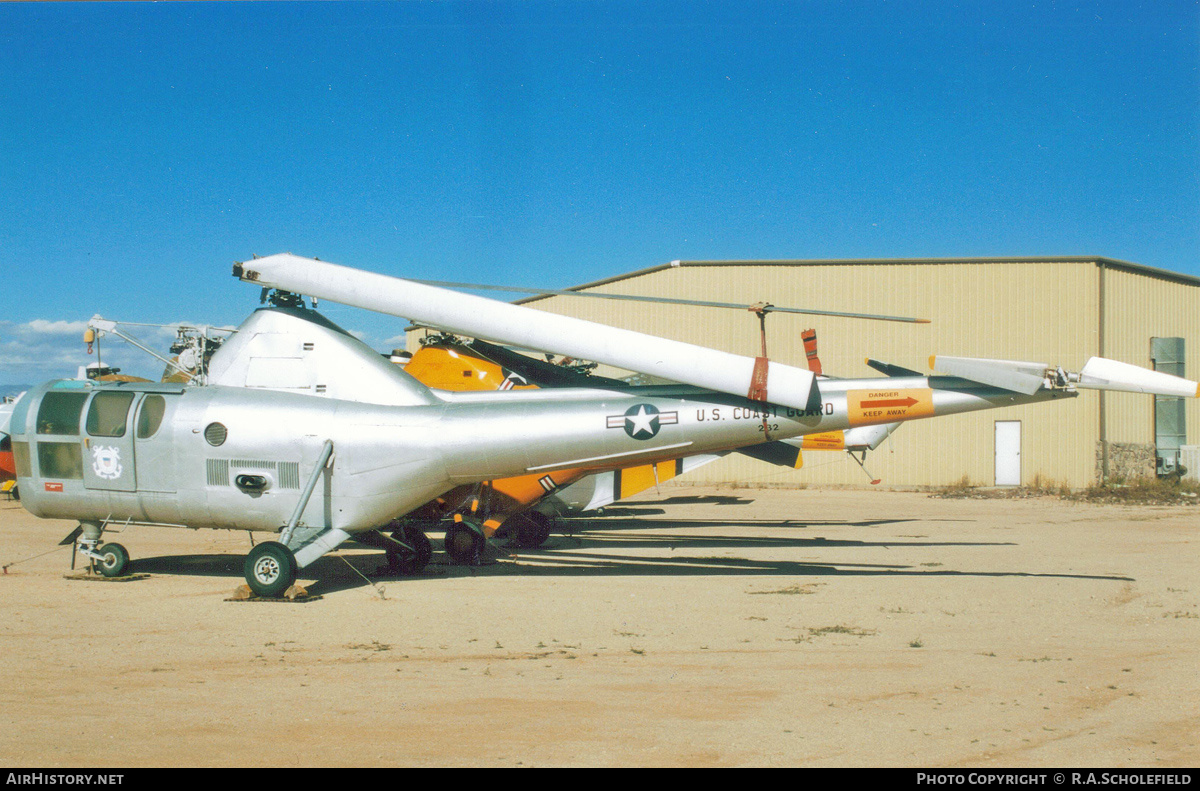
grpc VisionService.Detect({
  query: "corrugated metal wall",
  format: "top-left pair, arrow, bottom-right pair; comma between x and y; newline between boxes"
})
409,258 -> 1199,488
1102,265 -> 1200,450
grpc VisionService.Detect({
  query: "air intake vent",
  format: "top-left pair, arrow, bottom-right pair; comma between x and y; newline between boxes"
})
232,459 -> 275,470
278,462 -> 301,489
204,422 -> 228,446
206,459 -> 230,486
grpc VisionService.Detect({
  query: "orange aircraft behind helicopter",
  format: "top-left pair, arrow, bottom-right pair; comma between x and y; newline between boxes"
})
393,330 -> 895,562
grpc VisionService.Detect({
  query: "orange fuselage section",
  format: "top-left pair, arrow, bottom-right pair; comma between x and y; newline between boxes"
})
403,345 -> 539,392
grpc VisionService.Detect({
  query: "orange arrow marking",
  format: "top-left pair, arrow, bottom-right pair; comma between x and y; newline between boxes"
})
847,388 -> 934,426
860,396 -> 919,409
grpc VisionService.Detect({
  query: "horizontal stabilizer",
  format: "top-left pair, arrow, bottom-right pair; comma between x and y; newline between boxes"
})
930,355 -> 1048,395
737,442 -> 803,469
786,422 -> 899,454
1078,357 -> 1200,398
842,422 -> 899,451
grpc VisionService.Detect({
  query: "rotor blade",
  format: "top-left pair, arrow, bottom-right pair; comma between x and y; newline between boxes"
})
404,278 -> 931,324
801,328 -> 823,374
234,254 -> 817,409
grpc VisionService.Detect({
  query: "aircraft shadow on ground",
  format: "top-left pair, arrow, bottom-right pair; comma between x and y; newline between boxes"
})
482,551 -> 1134,584
129,552 -> 419,597
593,495 -> 756,515
124,520 -> 1132,598
558,516 -> 938,533
545,530 -> 1010,553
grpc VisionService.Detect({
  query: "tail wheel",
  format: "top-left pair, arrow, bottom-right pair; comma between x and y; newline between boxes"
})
244,541 -> 297,598
444,521 -> 485,565
387,526 -> 433,575
95,542 -> 129,577
512,512 -> 553,548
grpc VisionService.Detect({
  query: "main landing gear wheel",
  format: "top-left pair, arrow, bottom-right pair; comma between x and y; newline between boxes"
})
511,512 -> 553,548
94,542 -> 129,577
444,521 -> 485,565
244,541 -> 297,598
387,526 -> 433,575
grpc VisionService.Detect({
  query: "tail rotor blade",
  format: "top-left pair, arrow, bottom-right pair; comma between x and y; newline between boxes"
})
1077,357 -> 1200,397
930,354 -> 1200,399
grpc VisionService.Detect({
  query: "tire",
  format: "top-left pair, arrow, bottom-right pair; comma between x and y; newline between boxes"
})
512,512 -> 553,548
244,541 -> 297,598
387,526 -> 433,575
444,521 -> 485,565
95,542 -> 129,577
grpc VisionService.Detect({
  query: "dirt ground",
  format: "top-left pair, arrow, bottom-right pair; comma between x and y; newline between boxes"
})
0,486 -> 1197,768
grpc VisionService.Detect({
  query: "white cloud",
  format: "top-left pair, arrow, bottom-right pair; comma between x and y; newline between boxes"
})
21,319 -> 90,335
0,319 -> 161,384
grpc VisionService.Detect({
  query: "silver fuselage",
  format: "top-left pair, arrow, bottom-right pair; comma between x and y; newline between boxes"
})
8,372 -> 1073,536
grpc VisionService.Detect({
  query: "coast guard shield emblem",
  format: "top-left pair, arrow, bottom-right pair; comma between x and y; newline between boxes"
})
91,445 -> 124,480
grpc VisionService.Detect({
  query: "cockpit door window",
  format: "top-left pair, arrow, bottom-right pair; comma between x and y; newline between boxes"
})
86,392 -> 136,438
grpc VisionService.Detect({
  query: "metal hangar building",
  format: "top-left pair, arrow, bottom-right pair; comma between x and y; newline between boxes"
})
423,257 -> 1200,489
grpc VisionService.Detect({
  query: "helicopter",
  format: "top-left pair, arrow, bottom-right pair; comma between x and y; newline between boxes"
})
78,295 -> 899,558
7,253 -> 1197,597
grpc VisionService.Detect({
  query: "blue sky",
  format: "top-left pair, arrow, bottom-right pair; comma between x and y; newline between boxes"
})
1,0 -> 1197,385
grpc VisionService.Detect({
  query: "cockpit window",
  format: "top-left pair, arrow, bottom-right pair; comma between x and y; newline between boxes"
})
38,442 -> 82,479
86,391 -> 135,437
36,392 -> 88,436
137,395 -> 167,439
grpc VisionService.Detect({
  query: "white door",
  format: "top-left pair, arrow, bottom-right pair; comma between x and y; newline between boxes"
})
995,421 -> 1021,486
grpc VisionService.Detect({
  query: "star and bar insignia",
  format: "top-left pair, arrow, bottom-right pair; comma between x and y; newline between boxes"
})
606,403 -> 678,440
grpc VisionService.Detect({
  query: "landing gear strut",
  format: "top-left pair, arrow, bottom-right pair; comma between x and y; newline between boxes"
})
71,522 -> 132,577
385,525 -> 433,575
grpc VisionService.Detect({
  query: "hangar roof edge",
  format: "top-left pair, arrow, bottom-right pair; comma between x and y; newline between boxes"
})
515,256 -> 1200,305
